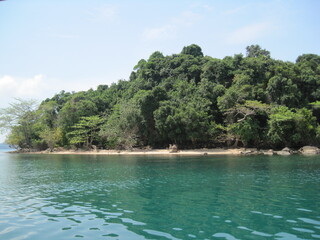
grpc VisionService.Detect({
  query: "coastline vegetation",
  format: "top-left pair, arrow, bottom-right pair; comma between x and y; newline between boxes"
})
1,44 -> 320,151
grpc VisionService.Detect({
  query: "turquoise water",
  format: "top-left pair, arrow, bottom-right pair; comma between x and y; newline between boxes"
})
0,143 -> 14,153
0,151 -> 320,240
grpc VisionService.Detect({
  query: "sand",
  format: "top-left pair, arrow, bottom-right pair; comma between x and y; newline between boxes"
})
22,148 -> 246,156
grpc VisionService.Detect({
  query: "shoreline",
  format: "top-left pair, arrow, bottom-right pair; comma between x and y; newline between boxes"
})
6,146 -> 320,156
9,148 -> 247,156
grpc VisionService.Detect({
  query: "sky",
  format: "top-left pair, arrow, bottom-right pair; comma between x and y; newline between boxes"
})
0,0 -> 320,141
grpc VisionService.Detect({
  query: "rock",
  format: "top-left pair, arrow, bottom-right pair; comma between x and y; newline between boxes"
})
92,145 -> 98,152
275,148 -> 291,155
275,147 -> 293,156
282,147 -> 292,153
299,146 -> 320,155
53,147 -> 65,152
276,150 -> 291,156
261,149 -> 274,155
144,145 -> 153,151
240,148 -> 260,155
169,144 -> 178,153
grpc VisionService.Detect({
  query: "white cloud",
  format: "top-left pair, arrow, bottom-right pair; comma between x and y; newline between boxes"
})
17,75 -> 44,96
227,22 -> 276,45
142,10 -> 202,41
0,75 -> 16,90
0,74 -> 44,98
0,74 -> 109,109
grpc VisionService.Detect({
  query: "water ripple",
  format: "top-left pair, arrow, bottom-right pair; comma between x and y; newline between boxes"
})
1,154 -> 320,239
212,233 -> 239,240
143,229 -> 181,240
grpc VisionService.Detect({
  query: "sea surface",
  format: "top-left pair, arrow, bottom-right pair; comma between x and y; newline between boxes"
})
0,143 -> 14,153
0,146 -> 320,240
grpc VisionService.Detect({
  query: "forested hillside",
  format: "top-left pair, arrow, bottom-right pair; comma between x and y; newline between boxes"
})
2,44 -> 320,150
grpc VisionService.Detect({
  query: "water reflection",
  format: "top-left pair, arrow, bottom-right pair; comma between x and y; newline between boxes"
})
0,154 -> 320,239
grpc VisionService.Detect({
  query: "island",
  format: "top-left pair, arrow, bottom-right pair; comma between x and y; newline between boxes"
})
1,44 -> 320,153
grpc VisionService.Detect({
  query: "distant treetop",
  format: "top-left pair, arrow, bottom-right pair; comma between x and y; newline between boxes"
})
181,44 -> 204,57
246,44 -> 270,58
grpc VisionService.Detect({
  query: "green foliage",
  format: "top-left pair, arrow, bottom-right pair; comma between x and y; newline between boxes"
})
217,74 -> 252,111
181,44 -> 203,57
0,99 -> 39,149
246,44 -> 270,58
68,116 -> 104,148
99,103 -> 142,150
154,81 -> 214,146
201,58 -> 233,87
39,127 -> 63,151
230,117 -> 260,147
3,45 -> 320,150
296,54 -> 320,103
223,101 -> 270,147
316,125 -> 320,143
267,76 -> 301,107
267,107 -> 317,148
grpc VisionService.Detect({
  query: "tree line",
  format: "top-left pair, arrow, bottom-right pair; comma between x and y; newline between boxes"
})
1,44 -> 320,150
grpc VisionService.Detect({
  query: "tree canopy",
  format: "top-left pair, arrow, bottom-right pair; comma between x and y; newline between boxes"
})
1,44 -> 320,150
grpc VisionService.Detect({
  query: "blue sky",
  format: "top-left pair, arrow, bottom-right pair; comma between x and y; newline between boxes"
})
0,0 -> 320,140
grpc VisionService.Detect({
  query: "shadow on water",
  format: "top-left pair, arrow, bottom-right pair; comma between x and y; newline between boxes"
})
1,153 -> 320,239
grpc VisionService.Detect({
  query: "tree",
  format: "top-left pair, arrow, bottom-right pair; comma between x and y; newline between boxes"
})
229,117 -> 260,147
224,101 -> 270,147
154,80 -> 213,146
201,58 -> 233,87
58,93 -> 99,144
2,45 -> 319,150
296,54 -> 320,103
68,115 -> 104,149
148,51 -> 164,61
0,99 -> 38,149
39,127 -> 63,151
267,75 -> 301,107
246,45 -> 270,58
316,125 -> 320,144
310,101 -> 320,124
99,102 -> 142,149
181,44 -> 204,57
217,74 -> 252,111
267,106 -> 317,148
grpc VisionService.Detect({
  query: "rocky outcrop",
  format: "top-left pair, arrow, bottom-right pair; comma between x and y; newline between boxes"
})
169,144 -> 178,153
261,149 -> 274,155
240,148 -> 260,155
299,146 -> 320,155
275,147 -> 293,156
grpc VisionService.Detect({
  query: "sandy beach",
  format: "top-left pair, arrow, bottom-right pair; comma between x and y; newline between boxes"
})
20,148 -> 247,156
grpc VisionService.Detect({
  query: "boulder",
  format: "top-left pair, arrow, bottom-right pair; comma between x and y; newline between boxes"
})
276,151 -> 291,156
169,144 -> 178,153
261,149 -> 274,155
299,146 -> 320,155
282,147 -> 292,152
91,145 -> 98,152
276,147 -> 293,156
240,148 -> 260,155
